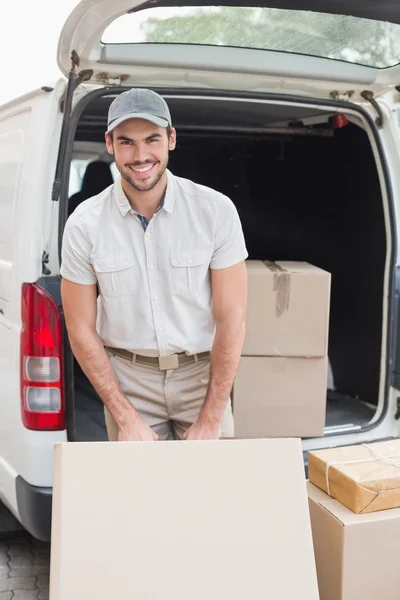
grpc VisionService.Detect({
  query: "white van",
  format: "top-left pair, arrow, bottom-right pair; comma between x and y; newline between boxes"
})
1,0 -> 400,541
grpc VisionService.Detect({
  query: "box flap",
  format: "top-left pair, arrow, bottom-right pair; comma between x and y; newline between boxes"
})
244,260 -> 267,273
274,261 -> 330,275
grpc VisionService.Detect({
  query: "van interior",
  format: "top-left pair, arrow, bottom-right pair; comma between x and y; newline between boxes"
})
66,92 -> 387,442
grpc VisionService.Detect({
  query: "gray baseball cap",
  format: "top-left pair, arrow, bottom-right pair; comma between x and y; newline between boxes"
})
107,88 -> 172,133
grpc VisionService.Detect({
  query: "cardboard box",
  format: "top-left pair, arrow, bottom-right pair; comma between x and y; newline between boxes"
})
243,260 -> 331,357
308,481 -> 400,600
233,356 -> 327,438
308,439 -> 400,513
50,439 -> 319,600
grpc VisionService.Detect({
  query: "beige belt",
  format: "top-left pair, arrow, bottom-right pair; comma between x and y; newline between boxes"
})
105,346 -> 211,371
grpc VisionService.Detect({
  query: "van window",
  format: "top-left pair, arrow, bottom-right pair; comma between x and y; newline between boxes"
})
69,159 -> 118,197
102,6 -> 400,69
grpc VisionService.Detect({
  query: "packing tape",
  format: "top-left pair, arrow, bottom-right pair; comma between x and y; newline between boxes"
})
264,261 -> 291,317
324,442 -> 400,496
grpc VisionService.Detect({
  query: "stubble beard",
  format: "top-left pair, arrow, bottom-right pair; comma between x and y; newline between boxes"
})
118,158 -> 169,193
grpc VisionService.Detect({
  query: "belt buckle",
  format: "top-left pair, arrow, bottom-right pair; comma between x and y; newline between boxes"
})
158,354 -> 179,370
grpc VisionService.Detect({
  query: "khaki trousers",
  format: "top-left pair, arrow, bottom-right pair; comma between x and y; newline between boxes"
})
104,351 -> 234,441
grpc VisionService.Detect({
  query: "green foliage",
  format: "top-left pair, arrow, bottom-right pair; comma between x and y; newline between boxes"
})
141,7 -> 400,68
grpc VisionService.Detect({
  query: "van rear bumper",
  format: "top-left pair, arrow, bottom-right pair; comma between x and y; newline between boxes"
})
15,476 -> 52,542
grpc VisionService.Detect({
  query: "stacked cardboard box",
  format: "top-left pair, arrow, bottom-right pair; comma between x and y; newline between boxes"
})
307,440 -> 400,598
234,260 -> 331,438
308,481 -> 400,599
308,439 -> 400,513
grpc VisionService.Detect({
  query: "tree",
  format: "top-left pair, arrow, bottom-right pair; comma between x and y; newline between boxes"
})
140,7 -> 400,68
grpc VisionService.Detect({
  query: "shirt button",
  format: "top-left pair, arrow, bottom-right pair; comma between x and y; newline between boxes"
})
188,259 -> 193,264
149,265 -> 155,270
157,327 -> 163,333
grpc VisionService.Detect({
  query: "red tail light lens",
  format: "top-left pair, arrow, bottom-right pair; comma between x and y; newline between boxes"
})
20,283 -> 65,430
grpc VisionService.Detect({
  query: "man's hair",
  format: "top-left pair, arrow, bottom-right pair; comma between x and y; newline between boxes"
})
108,126 -> 172,142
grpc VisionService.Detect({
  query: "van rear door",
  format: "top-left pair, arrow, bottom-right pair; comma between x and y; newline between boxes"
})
57,0 -> 400,98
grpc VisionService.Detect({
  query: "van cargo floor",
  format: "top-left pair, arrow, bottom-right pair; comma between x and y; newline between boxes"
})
325,391 -> 375,429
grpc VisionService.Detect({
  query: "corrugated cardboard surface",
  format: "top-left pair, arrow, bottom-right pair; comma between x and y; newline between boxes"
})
233,357 -> 327,438
308,439 -> 400,513
308,481 -> 400,600
243,261 -> 331,357
50,439 -> 319,600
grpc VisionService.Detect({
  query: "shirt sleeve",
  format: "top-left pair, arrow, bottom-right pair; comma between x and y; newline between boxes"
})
210,195 -> 248,270
60,213 -> 97,285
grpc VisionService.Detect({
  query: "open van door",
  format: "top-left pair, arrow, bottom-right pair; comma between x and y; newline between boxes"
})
57,0 -> 400,99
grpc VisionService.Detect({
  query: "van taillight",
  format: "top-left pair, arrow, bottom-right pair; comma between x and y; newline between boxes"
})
20,283 -> 65,430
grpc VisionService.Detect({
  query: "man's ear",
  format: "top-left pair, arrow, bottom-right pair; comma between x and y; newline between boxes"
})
105,132 -> 114,155
169,128 -> 177,152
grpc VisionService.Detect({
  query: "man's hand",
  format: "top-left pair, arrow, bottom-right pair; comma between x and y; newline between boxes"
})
118,418 -> 159,442
183,414 -> 222,441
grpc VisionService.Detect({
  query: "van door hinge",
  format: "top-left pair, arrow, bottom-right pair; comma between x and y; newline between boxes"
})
42,251 -> 51,276
330,90 -> 355,102
53,54 -> 94,205
71,50 -> 80,70
60,68 -> 94,112
395,397 -> 400,420
96,72 -> 130,86
52,178 -> 62,202
360,90 -> 384,128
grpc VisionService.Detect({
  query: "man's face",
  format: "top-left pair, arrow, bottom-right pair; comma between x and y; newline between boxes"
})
105,119 -> 176,193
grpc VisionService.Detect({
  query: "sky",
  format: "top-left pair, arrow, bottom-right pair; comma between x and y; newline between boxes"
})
0,0 -> 81,105
0,0 -> 197,106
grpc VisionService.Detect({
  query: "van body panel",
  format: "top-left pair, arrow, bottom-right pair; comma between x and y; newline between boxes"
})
0,111 -> 30,306
0,83 -> 67,520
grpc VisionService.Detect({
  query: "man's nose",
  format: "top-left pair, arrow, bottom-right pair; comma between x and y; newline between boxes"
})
133,144 -> 149,164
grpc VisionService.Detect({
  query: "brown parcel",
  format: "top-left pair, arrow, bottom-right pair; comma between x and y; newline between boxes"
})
50,439 -> 319,600
308,481 -> 400,600
243,260 -> 331,357
308,439 -> 400,513
233,356 -> 327,438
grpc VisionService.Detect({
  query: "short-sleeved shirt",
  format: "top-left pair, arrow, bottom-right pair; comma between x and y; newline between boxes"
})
60,170 -> 248,356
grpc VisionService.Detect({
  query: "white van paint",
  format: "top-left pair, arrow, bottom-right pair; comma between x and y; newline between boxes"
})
0,85 -> 67,521
1,0 -> 400,540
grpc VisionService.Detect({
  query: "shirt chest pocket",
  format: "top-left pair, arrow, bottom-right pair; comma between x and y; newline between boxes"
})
170,250 -> 211,295
92,254 -> 136,298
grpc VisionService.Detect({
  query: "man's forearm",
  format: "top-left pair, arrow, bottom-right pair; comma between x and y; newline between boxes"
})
68,328 -> 139,428
200,318 -> 245,422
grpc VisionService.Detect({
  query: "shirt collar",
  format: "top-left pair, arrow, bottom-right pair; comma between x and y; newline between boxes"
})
114,169 -> 176,217
163,170 -> 176,214
114,177 -> 131,217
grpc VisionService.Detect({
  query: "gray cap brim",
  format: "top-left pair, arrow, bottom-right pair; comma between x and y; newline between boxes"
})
107,112 -> 169,133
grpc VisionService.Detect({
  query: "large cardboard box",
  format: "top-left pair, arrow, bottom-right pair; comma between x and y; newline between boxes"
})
233,356 -> 327,438
309,439 -> 400,513
243,261 -> 331,357
308,481 -> 400,600
50,439 -> 319,600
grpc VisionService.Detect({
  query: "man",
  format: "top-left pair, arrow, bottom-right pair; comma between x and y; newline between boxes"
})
61,88 -> 248,442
